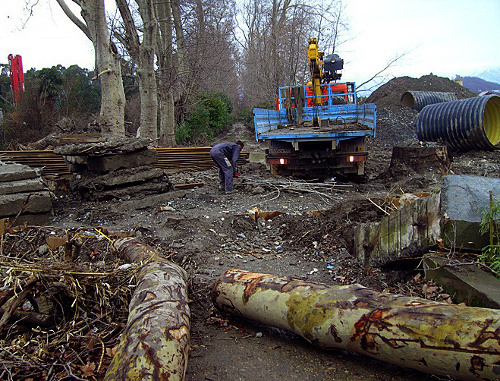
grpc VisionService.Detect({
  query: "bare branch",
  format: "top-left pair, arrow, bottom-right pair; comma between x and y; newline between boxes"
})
55,0 -> 91,40
356,51 -> 411,91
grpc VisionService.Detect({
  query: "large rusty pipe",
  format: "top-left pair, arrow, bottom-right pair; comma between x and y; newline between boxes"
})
400,91 -> 458,111
416,95 -> 500,151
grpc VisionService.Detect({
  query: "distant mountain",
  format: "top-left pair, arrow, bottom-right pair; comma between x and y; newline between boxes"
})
461,76 -> 500,94
476,67 -> 500,85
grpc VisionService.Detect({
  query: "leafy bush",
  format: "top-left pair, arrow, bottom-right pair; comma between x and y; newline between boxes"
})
174,123 -> 192,145
479,193 -> 500,276
175,91 -> 233,144
235,108 -> 254,125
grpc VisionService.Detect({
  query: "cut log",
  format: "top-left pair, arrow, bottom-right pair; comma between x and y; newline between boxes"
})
104,238 -> 190,381
212,269 -> 500,381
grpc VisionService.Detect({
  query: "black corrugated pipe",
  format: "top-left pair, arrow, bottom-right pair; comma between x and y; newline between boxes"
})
416,95 -> 500,151
401,91 -> 458,111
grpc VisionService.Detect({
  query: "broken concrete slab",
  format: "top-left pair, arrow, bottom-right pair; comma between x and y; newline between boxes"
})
8,211 -> 54,226
81,180 -> 172,201
423,256 -> 500,308
355,175 -> 500,268
72,166 -> 172,200
441,174 -> 500,250
0,178 -> 45,195
54,136 -> 150,157
74,166 -> 168,189
0,163 -> 38,182
0,191 -> 53,216
86,149 -> 157,173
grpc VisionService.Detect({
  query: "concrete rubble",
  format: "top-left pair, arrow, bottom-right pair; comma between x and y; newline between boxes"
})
53,137 -> 172,200
355,174 -> 500,267
0,162 -> 53,225
354,174 -> 500,307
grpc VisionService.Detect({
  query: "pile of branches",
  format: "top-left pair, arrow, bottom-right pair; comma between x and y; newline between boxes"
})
0,226 -> 141,380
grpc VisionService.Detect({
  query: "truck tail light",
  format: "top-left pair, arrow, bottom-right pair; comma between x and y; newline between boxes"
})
268,158 -> 288,165
347,155 -> 366,163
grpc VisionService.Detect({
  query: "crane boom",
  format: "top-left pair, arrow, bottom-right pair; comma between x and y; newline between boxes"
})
8,54 -> 25,105
307,38 -> 324,107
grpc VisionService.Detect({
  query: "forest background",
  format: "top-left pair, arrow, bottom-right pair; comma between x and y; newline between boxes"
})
0,0 -> 353,149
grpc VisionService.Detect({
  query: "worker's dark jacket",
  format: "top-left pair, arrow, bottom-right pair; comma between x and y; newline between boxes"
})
210,142 -> 241,191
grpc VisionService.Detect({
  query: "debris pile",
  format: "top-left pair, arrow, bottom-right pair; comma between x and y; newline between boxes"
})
54,137 -> 172,200
0,226 -> 135,379
366,74 -> 475,108
0,162 -> 53,225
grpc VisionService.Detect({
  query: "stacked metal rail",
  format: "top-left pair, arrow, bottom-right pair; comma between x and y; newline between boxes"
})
0,147 -> 249,177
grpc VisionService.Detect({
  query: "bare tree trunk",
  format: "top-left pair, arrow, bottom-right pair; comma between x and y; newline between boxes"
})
104,238 -> 190,381
213,269 -> 500,381
57,0 -> 125,136
158,89 -> 176,146
155,0 -> 178,147
115,0 -> 158,143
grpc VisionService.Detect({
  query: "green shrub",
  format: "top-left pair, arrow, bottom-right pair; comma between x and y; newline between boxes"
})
175,122 -> 192,145
479,192 -> 500,276
175,92 -> 233,144
235,108 -> 254,125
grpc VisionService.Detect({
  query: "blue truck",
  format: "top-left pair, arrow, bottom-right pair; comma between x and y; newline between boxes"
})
253,82 -> 377,177
253,38 -> 376,178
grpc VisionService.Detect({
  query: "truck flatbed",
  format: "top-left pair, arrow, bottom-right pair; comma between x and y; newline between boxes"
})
254,103 -> 376,142
257,121 -> 373,142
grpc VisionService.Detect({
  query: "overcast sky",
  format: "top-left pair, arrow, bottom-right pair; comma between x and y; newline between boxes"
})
1,0 -> 499,89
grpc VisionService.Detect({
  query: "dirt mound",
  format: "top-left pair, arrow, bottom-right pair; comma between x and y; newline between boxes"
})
366,74 -> 476,107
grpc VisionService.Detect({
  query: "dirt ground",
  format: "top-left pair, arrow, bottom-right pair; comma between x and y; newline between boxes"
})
50,139 -> 498,378
6,75 -> 500,380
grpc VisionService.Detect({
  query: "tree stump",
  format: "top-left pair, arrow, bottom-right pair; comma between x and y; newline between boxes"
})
389,145 -> 451,175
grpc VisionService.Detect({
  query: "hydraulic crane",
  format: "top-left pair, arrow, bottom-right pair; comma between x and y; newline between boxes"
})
254,38 -> 376,178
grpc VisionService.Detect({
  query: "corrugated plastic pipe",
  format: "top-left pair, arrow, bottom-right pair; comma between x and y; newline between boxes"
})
401,91 -> 458,111
416,95 -> 500,151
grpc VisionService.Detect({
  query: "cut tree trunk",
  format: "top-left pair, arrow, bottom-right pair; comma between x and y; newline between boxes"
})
212,269 -> 500,381
104,238 -> 190,381
389,146 -> 451,175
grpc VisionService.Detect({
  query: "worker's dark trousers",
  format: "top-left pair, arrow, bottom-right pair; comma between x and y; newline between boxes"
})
210,150 -> 234,191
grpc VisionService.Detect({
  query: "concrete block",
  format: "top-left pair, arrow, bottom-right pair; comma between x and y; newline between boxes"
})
0,178 -> 45,195
423,256 -> 500,309
248,152 -> 267,164
0,191 -> 53,216
355,176 -> 499,267
0,163 -> 37,182
441,175 -> 500,250
9,211 -> 54,227
87,149 -> 158,173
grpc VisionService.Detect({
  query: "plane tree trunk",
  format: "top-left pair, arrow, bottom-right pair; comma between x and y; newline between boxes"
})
115,0 -> 158,143
56,0 -> 125,136
155,0 -> 185,146
213,269 -> 500,381
104,238 -> 190,381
